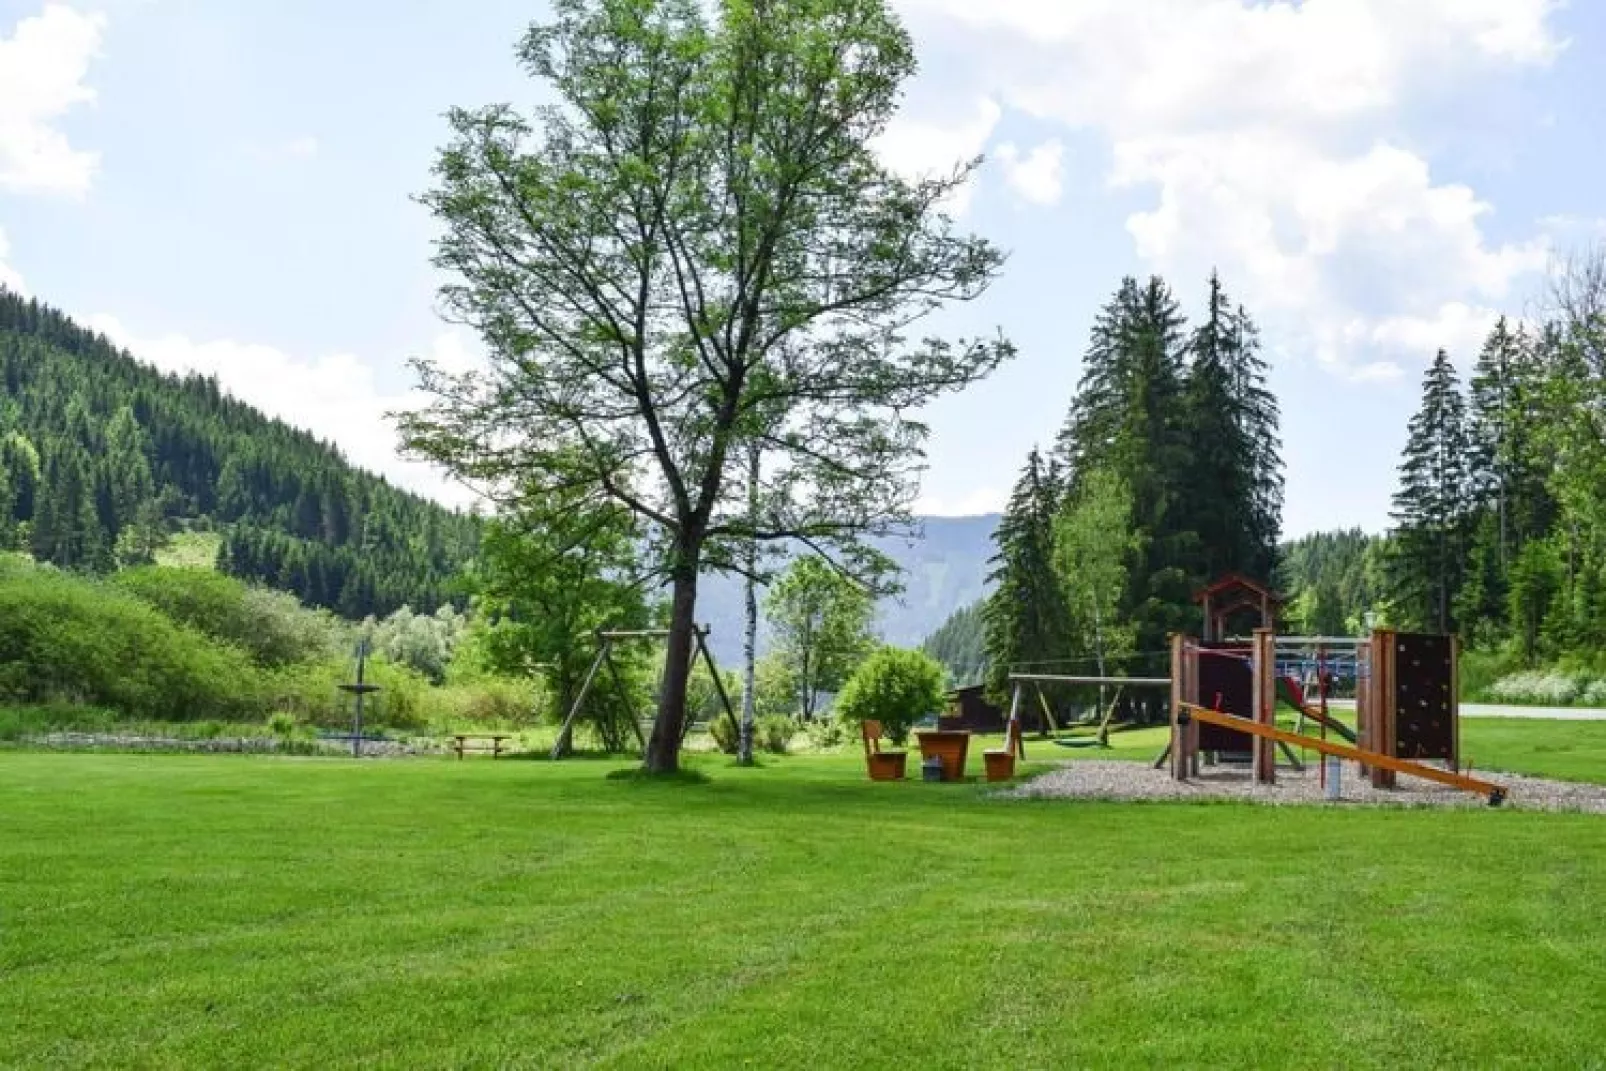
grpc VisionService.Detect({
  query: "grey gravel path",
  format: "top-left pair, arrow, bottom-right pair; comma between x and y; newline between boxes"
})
1003,759 -> 1606,813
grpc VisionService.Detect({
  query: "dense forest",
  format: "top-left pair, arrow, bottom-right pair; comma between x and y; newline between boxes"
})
0,289 -> 479,616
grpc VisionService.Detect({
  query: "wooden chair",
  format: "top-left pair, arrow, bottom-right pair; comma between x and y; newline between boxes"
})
862,720 -> 908,781
983,719 -> 1023,782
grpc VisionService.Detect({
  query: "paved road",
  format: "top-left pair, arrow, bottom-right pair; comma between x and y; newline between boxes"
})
1461,702 -> 1606,721
1328,699 -> 1606,721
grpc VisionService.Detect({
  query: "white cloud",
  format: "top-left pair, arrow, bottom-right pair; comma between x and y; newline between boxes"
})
996,139 -> 1063,206
0,226 -> 23,293
914,486 -> 1007,517
87,314 -> 483,509
896,0 -> 1564,377
874,96 -> 1000,215
0,3 -> 105,196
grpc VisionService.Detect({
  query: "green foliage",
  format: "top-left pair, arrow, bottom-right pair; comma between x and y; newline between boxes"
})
1389,349 -> 1472,633
0,288 -> 479,616
265,710 -> 300,739
467,497 -> 653,751
404,0 -> 1012,770
832,647 -> 946,745
0,563 -> 264,721
366,604 -> 468,683
920,600 -> 985,686
983,449 -> 1070,701
113,566 -> 342,668
265,657 -> 431,731
1054,468 -> 1138,672
756,715 -> 797,755
765,556 -> 876,720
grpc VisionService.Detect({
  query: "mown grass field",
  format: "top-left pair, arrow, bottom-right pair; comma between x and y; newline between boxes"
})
4,722 -> 1606,1069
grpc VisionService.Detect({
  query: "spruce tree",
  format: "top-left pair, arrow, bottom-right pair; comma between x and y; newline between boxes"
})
1389,349 -> 1472,633
982,448 -> 1071,702
1057,276 -> 1192,652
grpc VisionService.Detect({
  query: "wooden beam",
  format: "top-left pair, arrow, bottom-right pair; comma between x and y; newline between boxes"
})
1181,703 -> 1506,804
1009,674 -> 1172,687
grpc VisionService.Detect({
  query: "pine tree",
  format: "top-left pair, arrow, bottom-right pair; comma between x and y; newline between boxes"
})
1389,349 -> 1472,633
103,405 -> 156,540
983,448 -> 1070,701
1057,276 -> 1192,651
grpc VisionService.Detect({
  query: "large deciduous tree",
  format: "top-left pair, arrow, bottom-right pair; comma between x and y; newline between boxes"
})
402,0 -> 1011,771
764,554 -> 875,720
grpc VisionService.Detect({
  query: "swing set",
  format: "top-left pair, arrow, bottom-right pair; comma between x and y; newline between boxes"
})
549,626 -> 739,759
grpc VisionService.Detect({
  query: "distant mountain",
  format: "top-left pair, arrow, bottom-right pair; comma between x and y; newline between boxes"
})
0,289 -> 478,616
695,514 -> 1000,665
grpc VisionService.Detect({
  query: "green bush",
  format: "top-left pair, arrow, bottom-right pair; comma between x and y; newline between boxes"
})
113,566 -> 341,667
0,566 -> 265,721
435,679 -> 541,728
706,712 -> 795,755
831,647 -> 946,746
0,703 -> 119,741
265,657 -> 432,731
803,715 -> 850,751
756,715 -> 796,754
707,711 -> 741,754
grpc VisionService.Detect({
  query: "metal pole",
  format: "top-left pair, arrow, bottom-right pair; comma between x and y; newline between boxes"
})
352,641 -> 365,759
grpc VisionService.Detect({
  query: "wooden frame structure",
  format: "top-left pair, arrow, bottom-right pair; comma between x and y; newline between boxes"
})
1193,573 -> 1284,642
1007,673 -> 1172,755
1165,625 -> 1498,804
549,627 -> 737,759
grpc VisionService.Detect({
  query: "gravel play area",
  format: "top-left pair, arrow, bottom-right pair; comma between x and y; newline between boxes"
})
1004,759 -> 1606,813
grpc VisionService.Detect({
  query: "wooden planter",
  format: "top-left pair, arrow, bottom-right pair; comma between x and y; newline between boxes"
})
916,730 -> 971,781
866,751 -> 907,781
983,751 -> 1016,782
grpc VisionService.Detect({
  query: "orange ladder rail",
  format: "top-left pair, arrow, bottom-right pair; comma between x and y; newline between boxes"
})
1180,702 -> 1506,805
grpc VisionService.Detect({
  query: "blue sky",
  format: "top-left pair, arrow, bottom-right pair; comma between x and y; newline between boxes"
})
2,0 -> 1602,537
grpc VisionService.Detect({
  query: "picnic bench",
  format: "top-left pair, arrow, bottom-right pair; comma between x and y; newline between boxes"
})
451,733 -> 513,759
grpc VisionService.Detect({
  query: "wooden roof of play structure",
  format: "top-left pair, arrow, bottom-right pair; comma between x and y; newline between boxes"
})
1193,573 -> 1284,640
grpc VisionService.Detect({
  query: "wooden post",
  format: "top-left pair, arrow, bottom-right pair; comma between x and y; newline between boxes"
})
1251,627 -> 1276,784
1450,633 -> 1461,773
1169,633 -> 1188,781
1371,628 -> 1397,789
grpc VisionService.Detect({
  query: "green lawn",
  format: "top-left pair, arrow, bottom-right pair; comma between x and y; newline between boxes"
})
4,746 -> 1605,1069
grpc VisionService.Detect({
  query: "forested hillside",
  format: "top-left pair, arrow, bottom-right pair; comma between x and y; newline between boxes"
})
0,290 -> 478,616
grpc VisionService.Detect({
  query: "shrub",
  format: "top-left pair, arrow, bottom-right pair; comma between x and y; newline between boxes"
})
803,715 -> 850,751
1488,669 -> 1586,706
704,712 -> 794,755
756,715 -> 796,754
0,565 -> 264,721
266,710 -> 299,739
113,567 -> 340,667
265,656 -> 432,730
831,647 -> 946,746
707,711 -> 740,754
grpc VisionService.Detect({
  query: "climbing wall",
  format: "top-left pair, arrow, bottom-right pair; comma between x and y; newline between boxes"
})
1195,643 -> 1253,753
1393,633 -> 1455,761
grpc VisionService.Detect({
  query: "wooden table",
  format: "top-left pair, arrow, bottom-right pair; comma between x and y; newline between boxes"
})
451,734 -> 512,759
916,730 -> 971,781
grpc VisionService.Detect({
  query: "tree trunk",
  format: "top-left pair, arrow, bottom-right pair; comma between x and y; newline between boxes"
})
739,446 -> 759,767
645,549 -> 701,773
